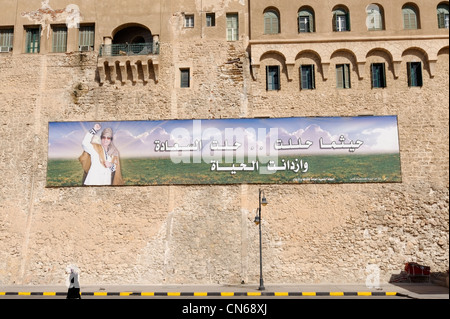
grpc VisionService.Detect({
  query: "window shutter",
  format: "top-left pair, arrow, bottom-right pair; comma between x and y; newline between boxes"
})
371,64 -> 377,88
312,64 -> 315,89
407,62 -> 412,86
380,63 -> 386,87
403,12 -> 411,29
0,29 -> 14,49
25,29 -> 30,53
79,26 -> 95,49
417,63 -> 423,87
375,11 -> 382,30
300,66 -> 306,89
438,12 -> 444,28
333,13 -> 338,31
344,64 -> 350,88
346,12 -> 350,31
266,66 -> 270,90
275,66 -> 279,90
37,25 -> 41,53
264,14 -> 270,34
52,26 -> 67,52
309,13 -> 314,32
336,65 -> 343,88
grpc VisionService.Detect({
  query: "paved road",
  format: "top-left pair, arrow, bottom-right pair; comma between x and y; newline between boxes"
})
1,283 -> 447,317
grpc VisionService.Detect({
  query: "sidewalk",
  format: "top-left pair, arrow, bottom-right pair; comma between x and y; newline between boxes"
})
1,282 -> 448,299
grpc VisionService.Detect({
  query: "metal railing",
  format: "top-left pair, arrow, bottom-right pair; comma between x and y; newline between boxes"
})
99,42 -> 159,57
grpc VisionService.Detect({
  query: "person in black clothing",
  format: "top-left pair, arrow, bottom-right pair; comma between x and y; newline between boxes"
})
66,266 -> 81,299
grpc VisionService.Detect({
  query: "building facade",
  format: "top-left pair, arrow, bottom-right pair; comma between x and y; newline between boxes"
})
0,0 -> 448,285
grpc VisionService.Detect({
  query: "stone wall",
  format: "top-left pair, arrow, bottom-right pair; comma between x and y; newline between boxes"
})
0,30 -> 448,286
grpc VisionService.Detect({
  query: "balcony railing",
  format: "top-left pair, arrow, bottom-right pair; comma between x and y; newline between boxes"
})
99,42 -> 159,57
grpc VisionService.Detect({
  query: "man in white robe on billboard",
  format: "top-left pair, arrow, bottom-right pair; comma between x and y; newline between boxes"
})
79,123 -> 123,186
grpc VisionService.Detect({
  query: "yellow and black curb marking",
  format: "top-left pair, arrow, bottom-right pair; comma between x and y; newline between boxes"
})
1,291 -> 400,297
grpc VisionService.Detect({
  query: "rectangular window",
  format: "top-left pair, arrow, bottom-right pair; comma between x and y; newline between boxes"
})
0,28 -> 14,52
300,65 -> 315,90
180,68 -> 190,88
403,11 -> 417,29
264,11 -> 279,34
52,25 -> 67,53
185,15 -> 194,28
78,25 -> 95,51
25,27 -> 40,53
226,14 -> 239,41
298,16 -> 311,33
335,15 -> 348,31
438,12 -> 449,29
206,13 -> 216,27
407,62 -> 423,87
266,66 -> 280,91
336,64 -> 351,89
371,63 -> 386,88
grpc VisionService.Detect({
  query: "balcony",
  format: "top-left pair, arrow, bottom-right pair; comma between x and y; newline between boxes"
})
97,42 -> 160,84
99,42 -> 159,57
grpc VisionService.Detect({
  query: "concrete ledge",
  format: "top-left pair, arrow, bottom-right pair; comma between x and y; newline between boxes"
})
2,283 -> 448,299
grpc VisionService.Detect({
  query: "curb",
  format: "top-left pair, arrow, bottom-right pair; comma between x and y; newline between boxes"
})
1,291 -> 401,297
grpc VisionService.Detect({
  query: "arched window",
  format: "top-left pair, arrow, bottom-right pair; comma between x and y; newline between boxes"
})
402,4 -> 419,29
333,7 -> 350,32
264,9 -> 280,34
437,3 -> 449,29
366,4 -> 384,31
298,7 -> 315,33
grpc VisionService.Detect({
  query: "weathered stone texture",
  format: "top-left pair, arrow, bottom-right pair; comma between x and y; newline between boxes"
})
0,0 -> 448,286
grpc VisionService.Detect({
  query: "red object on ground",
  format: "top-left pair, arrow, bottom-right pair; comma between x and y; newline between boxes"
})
405,262 -> 431,276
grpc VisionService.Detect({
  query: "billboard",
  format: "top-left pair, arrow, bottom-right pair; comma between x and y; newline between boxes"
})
46,116 -> 402,186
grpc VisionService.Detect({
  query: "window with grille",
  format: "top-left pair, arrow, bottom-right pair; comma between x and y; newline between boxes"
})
52,25 -> 67,53
336,64 -> 351,89
407,62 -> 423,87
371,63 -> 386,88
264,10 -> 280,34
25,27 -> 40,53
0,28 -> 14,52
79,25 -> 95,51
300,65 -> 315,90
437,4 -> 449,29
266,66 -> 280,91
227,14 -> 239,41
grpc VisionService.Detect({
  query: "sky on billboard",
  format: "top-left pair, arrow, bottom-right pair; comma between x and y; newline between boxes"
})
48,116 -> 400,159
